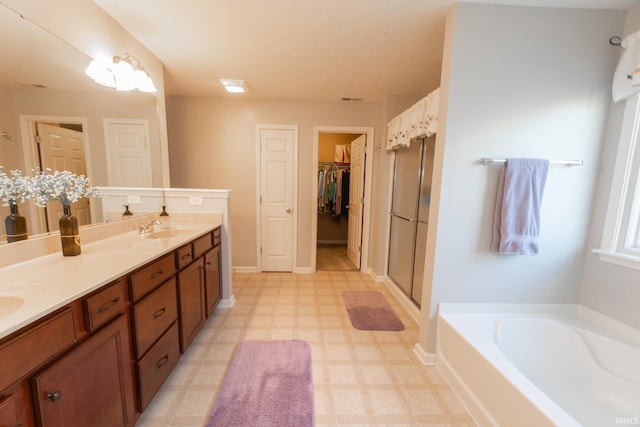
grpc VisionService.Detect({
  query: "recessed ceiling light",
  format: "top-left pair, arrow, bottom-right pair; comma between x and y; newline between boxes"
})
219,78 -> 247,94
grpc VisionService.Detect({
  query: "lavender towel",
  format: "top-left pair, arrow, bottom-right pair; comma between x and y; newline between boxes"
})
491,158 -> 549,255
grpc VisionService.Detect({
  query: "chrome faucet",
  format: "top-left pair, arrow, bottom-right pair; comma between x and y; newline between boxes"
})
139,220 -> 161,234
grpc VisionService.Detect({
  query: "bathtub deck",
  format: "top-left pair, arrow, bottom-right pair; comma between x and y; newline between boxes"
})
435,303 -> 640,427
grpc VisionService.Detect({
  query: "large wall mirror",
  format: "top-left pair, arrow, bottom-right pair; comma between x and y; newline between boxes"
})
0,3 -> 164,241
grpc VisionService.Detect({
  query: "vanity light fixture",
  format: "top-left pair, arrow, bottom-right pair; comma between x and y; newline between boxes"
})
219,79 -> 247,94
85,53 -> 157,93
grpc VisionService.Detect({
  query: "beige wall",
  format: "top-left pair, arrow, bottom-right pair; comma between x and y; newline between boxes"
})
10,88 -> 161,187
166,96 -> 388,270
4,0 -> 170,187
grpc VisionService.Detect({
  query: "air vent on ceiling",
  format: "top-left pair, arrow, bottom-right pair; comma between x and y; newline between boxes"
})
341,97 -> 364,102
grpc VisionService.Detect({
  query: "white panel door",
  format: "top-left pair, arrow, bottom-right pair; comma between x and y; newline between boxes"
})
37,122 -> 91,231
104,119 -> 152,187
347,134 -> 366,268
260,128 -> 295,271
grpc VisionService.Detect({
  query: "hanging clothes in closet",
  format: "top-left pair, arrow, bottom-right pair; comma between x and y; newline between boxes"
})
318,163 -> 350,221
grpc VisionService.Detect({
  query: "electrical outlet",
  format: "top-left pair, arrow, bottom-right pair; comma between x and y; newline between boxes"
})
127,195 -> 142,204
189,196 -> 203,206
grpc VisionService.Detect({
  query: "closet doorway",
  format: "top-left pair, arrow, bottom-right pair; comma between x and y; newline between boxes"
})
311,126 -> 373,273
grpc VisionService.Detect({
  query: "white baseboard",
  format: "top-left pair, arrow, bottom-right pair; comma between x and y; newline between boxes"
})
380,275 -> 420,324
317,240 -> 347,244
413,343 -> 435,366
367,268 -> 385,282
294,267 -> 314,274
232,266 -> 258,273
218,295 -> 236,308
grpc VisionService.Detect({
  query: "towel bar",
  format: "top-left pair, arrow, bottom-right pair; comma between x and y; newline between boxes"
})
479,158 -> 583,166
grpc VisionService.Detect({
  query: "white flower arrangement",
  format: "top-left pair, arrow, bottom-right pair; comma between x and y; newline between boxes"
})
30,169 -> 102,207
0,167 -> 31,206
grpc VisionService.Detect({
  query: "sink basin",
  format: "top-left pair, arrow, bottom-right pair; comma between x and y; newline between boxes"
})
142,229 -> 194,239
0,283 -> 46,298
0,296 -> 25,318
0,283 -> 46,319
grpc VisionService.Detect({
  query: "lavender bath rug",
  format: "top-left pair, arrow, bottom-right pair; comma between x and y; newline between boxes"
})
206,339 -> 314,427
342,290 -> 405,331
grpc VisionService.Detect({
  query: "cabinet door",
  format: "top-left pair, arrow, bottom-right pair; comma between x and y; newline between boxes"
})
0,395 -> 20,427
32,315 -> 135,427
204,246 -> 221,317
177,258 -> 205,353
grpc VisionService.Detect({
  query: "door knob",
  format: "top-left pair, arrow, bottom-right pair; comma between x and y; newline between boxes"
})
285,208 -> 292,213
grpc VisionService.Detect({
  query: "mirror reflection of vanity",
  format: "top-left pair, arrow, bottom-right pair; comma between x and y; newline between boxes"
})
0,2 -> 166,242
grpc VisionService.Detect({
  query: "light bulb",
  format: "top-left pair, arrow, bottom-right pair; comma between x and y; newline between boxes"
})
85,60 -> 116,88
114,57 -> 136,91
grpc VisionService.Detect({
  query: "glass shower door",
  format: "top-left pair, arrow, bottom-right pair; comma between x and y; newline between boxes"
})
388,141 -> 422,298
388,136 -> 435,307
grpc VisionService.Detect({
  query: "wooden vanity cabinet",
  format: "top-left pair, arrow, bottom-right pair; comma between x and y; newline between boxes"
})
0,225 -> 223,425
204,245 -> 222,317
128,257 -> 180,412
177,257 -> 206,353
32,314 -> 135,427
0,395 -> 20,427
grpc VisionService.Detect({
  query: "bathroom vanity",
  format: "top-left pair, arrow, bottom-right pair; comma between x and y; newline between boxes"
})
0,222 -> 223,426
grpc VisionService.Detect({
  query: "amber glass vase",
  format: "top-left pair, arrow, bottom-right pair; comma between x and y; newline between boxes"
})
59,204 -> 81,256
4,203 -> 28,243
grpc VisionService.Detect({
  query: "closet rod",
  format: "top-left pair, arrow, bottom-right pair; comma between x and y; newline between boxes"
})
479,157 -> 583,166
318,162 -> 350,166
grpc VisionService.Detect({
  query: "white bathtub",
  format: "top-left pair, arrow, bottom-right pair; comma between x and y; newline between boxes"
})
436,304 -> 640,427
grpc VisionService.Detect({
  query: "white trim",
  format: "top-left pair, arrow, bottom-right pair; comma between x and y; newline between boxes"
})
381,275 -> 420,324
217,295 -> 236,308
593,249 -> 640,270
233,266 -> 259,273
18,115 -> 94,234
311,126 -> 374,273
294,267 -> 313,274
598,92 -> 640,269
255,124 -> 299,272
103,118 -> 152,187
413,343 -> 435,366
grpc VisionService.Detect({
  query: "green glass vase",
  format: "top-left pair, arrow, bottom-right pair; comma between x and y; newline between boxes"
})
4,203 -> 28,243
59,204 -> 81,256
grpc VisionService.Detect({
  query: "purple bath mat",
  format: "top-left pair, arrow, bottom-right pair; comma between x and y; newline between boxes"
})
206,339 -> 314,427
342,290 -> 405,331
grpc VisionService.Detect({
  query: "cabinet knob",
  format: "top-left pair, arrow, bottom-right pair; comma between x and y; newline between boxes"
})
47,390 -> 63,402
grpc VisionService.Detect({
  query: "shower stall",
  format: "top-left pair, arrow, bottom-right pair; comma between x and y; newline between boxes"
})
387,135 -> 435,307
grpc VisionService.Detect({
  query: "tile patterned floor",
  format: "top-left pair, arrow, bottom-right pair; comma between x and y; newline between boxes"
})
134,272 -> 475,426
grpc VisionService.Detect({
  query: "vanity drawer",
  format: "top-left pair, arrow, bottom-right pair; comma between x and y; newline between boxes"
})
132,278 -> 178,358
83,278 -> 126,332
177,243 -> 193,270
0,395 -> 19,426
137,321 -> 180,411
130,253 -> 176,302
213,227 -> 221,247
0,308 -> 77,391
193,232 -> 213,258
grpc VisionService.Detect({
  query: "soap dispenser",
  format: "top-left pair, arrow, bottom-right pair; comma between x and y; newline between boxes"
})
122,205 -> 133,219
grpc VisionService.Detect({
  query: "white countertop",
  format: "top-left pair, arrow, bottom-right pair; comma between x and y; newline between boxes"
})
0,222 -> 220,340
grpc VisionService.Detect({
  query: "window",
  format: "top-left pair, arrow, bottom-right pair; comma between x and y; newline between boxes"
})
597,93 -> 640,269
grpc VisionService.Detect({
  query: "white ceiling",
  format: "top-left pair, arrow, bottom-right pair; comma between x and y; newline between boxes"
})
93,0 -> 639,102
